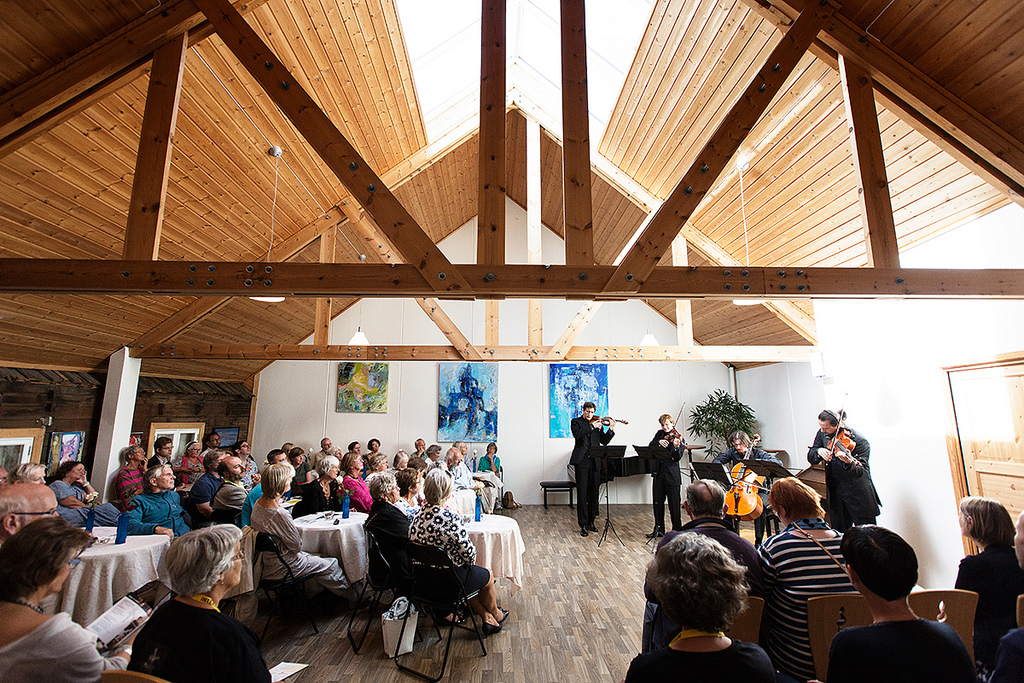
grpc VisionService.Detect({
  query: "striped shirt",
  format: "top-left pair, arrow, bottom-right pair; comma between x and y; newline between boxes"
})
759,520 -> 855,681
112,466 -> 144,511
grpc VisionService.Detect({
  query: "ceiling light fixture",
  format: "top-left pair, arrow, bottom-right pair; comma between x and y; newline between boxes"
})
639,329 -> 659,346
348,300 -> 369,345
249,146 -> 284,304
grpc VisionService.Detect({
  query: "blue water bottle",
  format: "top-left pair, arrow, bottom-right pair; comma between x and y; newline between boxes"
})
342,493 -> 350,519
85,507 -> 96,532
115,512 -> 129,544
474,495 -> 482,522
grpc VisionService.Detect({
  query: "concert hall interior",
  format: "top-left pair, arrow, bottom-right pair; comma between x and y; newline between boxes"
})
2,0 -> 1024,678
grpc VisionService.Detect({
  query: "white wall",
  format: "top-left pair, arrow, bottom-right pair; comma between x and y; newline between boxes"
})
738,204 -> 1024,587
253,199 -> 731,505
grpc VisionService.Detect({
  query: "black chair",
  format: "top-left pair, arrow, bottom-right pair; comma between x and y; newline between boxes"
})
346,528 -> 399,653
395,542 -> 487,682
210,508 -> 241,526
253,532 -> 319,641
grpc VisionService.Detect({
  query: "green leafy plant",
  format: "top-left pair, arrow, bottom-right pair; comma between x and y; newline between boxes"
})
688,389 -> 758,458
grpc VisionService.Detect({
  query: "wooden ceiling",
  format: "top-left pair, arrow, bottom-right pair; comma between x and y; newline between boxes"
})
0,0 -> 1021,380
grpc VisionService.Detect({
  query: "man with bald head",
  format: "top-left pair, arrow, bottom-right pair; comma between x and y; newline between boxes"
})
0,483 -> 58,543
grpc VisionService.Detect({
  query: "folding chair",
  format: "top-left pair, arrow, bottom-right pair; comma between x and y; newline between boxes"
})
253,532 -> 319,641
395,542 -> 487,682
347,528 -> 399,653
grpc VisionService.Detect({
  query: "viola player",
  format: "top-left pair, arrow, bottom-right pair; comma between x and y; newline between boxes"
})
647,414 -> 686,538
807,409 -> 881,532
714,431 -> 782,545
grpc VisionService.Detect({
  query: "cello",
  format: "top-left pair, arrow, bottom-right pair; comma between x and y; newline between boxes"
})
724,434 -> 765,521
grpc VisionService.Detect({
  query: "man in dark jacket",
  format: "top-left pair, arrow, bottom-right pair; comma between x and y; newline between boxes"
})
570,401 -> 614,537
647,413 -> 686,537
807,409 -> 881,532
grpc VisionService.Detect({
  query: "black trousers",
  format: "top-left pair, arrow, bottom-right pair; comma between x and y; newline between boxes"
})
652,475 -> 681,531
575,458 -> 601,529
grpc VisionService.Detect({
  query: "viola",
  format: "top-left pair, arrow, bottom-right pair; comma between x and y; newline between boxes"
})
590,416 -> 629,426
724,434 -> 765,521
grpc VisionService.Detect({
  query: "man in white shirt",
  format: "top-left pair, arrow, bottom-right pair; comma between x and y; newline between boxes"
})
312,437 -> 335,469
447,447 -> 496,513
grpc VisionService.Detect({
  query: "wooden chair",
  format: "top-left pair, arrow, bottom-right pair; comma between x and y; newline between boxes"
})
806,593 -> 872,682
725,596 -> 764,643
907,589 -> 978,661
1017,593 -> 1024,628
101,672 -> 171,682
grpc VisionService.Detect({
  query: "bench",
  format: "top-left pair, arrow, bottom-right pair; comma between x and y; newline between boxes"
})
539,481 -> 575,509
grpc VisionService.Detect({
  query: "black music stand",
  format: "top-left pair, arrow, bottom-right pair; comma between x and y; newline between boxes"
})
592,445 -> 627,548
691,461 -> 733,491
634,445 -> 674,549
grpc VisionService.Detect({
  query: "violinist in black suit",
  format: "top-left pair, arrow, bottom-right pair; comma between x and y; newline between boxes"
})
647,413 -> 685,537
570,402 -> 615,537
807,409 -> 880,532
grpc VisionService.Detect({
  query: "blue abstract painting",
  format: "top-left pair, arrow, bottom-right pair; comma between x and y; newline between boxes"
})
549,363 -> 609,438
438,363 -> 498,442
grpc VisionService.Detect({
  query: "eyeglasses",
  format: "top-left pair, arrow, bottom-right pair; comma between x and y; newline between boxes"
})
68,557 -> 82,567
13,507 -> 59,517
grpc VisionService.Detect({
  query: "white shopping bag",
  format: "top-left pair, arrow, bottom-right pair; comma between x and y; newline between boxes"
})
381,596 -> 418,658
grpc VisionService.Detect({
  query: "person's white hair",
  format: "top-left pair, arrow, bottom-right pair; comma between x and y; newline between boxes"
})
367,471 -> 397,501
316,455 -> 340,478
423,468 -> 453,506
165,525 -> 243,596
0,489 -> 29,522
261,463 -> 295,498
119,444 -> 142,467
8,463 -> 45,484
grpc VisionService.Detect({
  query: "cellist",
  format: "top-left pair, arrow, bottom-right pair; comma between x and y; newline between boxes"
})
714,431 -> 782,545
807,408 -> 881,532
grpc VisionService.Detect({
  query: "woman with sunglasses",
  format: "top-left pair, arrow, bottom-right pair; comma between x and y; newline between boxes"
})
0,517 -> 132,679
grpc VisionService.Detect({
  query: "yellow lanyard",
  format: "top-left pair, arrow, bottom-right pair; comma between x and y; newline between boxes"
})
669,628 -> 726,646
187,594 -> 220,612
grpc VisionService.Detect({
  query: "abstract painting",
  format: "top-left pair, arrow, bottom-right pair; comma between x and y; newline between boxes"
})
549,363 -> 609,438
438,362 -> 498,442
47,431 -> 85,472
336,362 -> 389,413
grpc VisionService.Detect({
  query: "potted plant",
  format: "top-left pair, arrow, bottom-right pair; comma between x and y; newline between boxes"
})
688,389 -> 758,458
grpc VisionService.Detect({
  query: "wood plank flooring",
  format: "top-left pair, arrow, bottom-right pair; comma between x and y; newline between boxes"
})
253,503 -> 726,683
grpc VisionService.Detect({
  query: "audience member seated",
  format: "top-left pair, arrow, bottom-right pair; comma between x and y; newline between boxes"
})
759,477 -> 854,682
643,479 -> 764,653
0,517 -> 131,679
312,437 -> 334,469
413,439 -> 426,459
112,445 -> 146,511
366,438 -> 381,456
0,483 -> 59,543
409,469 -> 506,635
346,441 -> 361,456
175,440 -> 204,486
407,455 -> 429,473
625,533 -> 774,682
289,447 -> 314,491
233,441 -> 260,490
364,471 -> 413,595
395,468 -> 422,518
826,525 -> 975,682
211,455 -> 247,516
47,461 -> 121,527
241,449 -> 287,527
447,447 -> 495,513
292,455 -> 342,519
197,431 -> 222,461
126,465 -> 190,538
990,510 -> 1024,683
367,454 -> 388,476
424,444 -> 442,469
9,463 -> 46,486
250,463 -> 351,597
188,450 -> 227,526
393,450 -> 409,470
340,451 -> 372,514
955,495 -> 1024,676
479,442 -> 501,474
147,435 -> 175,469
128,525 -> 271,683
0,466 -> 6,490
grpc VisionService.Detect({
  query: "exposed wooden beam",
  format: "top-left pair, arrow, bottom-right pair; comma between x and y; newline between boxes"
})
414,298 -> 484,361
527,116 -> 544,346
839,54 -> 899,268
0,0 -> 272,145
132,342 -> 815,363
123,34 -> 189,261
604,2 -> 833,294
545,302 -> 602,361
485,301 -> 499,346
478,0 -> 507,265
8,262 -> 1024,300
194,0 -> 471,294
670,236 -> 694,346
314,228 -> 336,345
560,0 -> 594,265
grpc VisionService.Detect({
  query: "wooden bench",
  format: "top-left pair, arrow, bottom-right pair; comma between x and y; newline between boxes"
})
540,481 -> 574,509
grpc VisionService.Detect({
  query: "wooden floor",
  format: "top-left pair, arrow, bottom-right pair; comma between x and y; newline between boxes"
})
253,504 -> 707,683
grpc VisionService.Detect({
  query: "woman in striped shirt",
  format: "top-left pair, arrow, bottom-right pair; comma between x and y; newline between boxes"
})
112,444 -> 146,511
759,477 -> 855,682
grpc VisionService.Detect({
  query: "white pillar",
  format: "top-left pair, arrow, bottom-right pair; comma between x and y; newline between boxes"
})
93,347 -> 141,500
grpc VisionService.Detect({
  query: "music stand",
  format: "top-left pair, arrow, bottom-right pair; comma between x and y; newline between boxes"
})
691,461 -> 733,490
591,445 -> 627,548
634,445 -> 676,549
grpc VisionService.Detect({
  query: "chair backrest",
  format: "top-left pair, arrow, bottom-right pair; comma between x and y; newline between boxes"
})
101,671 -> 172,682
906,589 -> 978,662
210,508 -> 241,526
406,541 -> 473,607
1018,593 -> 1024,628
806,593 -> 872,682
364,528 -> 397,591
725,596 -> 764,643
253,531 -> 298,583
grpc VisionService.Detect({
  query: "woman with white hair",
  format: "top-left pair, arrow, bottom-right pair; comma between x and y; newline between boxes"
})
409,468 -> 506,636
128,525 -> 270,682
365,471 -> 412,594
8,463 -> 45,485
292,455 -> 342,519
251,463 -> 351,596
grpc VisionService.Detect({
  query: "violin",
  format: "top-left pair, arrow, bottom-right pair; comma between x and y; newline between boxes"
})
724,434 -> 765,521
590,416 -> 629,426
826,427 -> 856,460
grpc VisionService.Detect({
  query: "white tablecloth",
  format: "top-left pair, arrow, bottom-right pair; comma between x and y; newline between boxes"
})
465,514 -> 526,594
57,526 -> 170,625
292,511 -> 368,582
453,489 -> 478,517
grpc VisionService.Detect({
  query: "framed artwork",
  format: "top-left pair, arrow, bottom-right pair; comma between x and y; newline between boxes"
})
129,432 -> 144,447
549,363 -> 609,438
438,362 -> 498,442
336,362 -> 389,413
0,427 -> 45,474
147,422 -> 206,461
47,430 -> 85,472
214,427 -> 240,448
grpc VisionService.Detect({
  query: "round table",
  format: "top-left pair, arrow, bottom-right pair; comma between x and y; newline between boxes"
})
57,526 -> 170,625
292,510 -> 369,582
464,514 -> 526,594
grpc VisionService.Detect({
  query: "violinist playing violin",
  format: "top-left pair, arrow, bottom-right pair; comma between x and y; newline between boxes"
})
647,414 -> 686,538
570,402 -> 616,538
807,409 -> 881,532
714,431 -> 782,546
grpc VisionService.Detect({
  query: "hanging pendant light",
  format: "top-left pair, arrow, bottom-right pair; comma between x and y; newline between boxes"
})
732,159 -> 768,307
250,146 -> 284,304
